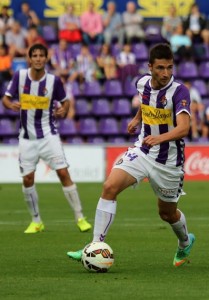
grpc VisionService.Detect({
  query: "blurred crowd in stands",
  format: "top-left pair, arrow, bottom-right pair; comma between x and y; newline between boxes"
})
1,1 -> 209,144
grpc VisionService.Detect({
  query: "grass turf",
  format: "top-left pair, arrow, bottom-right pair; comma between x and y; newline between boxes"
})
0,182 -> 209,300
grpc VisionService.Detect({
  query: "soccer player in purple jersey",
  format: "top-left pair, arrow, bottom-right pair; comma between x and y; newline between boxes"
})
2,43 -> 91,233
67,43 -> 195,267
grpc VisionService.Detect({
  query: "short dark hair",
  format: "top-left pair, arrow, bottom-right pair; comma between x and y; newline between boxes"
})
149,43 -> 174,64
28,43 -> 48,58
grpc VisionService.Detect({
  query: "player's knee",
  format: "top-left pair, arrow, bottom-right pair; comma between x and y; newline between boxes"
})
102,180 -> 118,198
23,173 -> 34,187
159,211 -> 173,223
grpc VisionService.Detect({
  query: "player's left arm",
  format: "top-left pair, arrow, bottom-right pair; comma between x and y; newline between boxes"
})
53,76 -> 70,118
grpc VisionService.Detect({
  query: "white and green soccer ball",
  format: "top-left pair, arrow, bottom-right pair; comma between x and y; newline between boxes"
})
81,242 -> 114,273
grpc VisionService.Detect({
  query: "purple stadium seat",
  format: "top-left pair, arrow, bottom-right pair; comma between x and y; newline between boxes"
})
124,79 -> 137,96
112,98 -> 131,116
111,44 -> 122,57
87,136 -> 105,144
199,61 -> 209,79
68,43 -> 82,59
0,119 -> 16,136
107,136 -> 126,144
5,106 -> 19,117
75,98 -> 90,117
65,137 -> 84,144
2,137 -> 19,144
79,118 -> 98,135
99,118 -> 119,135
92,98 -> 111,116
177,61 -> 198,79
128,135 -> 139,143
104,80 -> 122,96
203,98 -> 209,108
0,101 -> 5,116
42,25 -> 57,43
83,80 -> 102,96
145,24 -> 164,43
132,43 -> 148,61
89,44 -> 101,58
70,81 -> 81,97
58,119 -> 77,136
192,80 -> 208,97
118,64 -> 139,89
120,117 -> 132,135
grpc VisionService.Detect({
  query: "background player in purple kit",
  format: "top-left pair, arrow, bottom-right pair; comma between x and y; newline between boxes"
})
67,43 -> 195,267
2,43 -> 91,234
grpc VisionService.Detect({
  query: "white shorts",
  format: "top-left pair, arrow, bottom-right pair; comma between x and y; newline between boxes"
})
113,147 -> 184,203
18,135 -> 69,176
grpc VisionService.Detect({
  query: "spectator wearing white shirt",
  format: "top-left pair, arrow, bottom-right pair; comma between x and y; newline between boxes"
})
122,1 -> 145,43
116,43 -> 136,67
5,21 -> 28,58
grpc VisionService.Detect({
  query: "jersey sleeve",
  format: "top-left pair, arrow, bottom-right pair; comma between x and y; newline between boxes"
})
5,71 -> 19,98
53,76 -> 68,102
173,84 -> 191,116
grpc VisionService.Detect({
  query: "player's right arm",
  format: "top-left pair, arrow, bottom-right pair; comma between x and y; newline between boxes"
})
2,95 -> 21,112
2,71 -> 20,111
127,104 -> 142,135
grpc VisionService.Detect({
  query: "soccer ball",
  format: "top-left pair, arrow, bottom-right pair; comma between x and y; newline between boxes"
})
81,242 -> 114,273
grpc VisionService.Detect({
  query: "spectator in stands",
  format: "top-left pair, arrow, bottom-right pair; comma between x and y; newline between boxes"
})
116,43 -> 137,88
161,4 -> 182,42
184,80 -> 205,142
170,24 -> 194,60
116,43 -> 136,67
96,43 -> 118,80
69,44 -> 97,84
16,2 -> 40,30
5,21 -> 28,58
122,1 -> 145,43
0,44 -> 12,82
58,3 -> 82,43
0,5 -> 14,45
183,3 -> 209,45
102,1 -> 124,46
50,39 -> 74,78
80,1 -> 103,45
26,25 -> 47,48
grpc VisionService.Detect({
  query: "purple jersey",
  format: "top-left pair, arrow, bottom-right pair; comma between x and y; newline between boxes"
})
5,68 -> 68,139
135,74 -> 191,167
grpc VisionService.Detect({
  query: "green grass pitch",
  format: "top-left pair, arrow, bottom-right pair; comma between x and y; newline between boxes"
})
0,181 -> 209,300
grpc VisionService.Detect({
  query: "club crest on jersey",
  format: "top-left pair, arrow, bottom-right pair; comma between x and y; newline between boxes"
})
181,99 -> 187,107
160,96 -> 167,107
